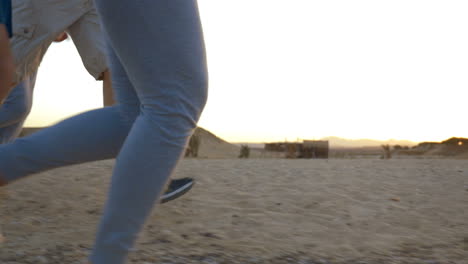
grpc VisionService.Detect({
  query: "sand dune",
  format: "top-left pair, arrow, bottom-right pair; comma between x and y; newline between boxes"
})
192,127 -> 241,159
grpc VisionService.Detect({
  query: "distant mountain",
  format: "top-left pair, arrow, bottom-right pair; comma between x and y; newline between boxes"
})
315,136 -> 417,148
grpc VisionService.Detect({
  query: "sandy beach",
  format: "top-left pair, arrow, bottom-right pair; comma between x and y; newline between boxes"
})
0,157 -> 467,264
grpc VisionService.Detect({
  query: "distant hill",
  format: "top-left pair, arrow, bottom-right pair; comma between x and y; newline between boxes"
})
192,127 -> 241,158
407,137 -> 468,158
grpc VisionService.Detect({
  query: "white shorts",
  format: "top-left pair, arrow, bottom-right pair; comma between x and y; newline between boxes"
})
11,0 -> 108,85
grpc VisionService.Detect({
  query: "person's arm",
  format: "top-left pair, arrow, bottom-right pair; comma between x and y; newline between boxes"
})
0,24 -> 14,103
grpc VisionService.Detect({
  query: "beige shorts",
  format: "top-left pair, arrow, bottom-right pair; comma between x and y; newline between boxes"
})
11,0 -> 107,85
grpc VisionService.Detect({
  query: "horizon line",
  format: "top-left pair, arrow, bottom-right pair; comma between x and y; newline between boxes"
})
22,126 -> 464,145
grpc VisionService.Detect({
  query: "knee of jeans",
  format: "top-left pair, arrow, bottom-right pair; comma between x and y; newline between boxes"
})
140,100 -> 201,142
17,100 -> 32,117
141,69 -> 208,123
18,101 -> 32,117
2,100 -> 32,123
117,103 -> 140,126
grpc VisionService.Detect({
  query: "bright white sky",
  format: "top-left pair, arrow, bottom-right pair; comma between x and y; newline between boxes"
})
25,0 -> 468,143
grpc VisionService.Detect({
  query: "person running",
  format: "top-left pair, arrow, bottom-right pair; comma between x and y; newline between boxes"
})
0,0 -> 195,202
0,1 -> 208,262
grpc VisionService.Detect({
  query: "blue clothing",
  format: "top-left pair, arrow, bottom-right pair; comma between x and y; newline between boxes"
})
0,0 -> 12,37
0,72 -> 37,144
0,1 -> 208,263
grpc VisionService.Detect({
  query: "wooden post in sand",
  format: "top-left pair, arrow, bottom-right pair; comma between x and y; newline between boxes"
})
239,145 -> 250,158
185,131 -> 201,158
381,144 -> 392,159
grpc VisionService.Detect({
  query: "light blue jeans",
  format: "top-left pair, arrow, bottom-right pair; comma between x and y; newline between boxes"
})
0,1 -> 208,263
0,72 -> 37,144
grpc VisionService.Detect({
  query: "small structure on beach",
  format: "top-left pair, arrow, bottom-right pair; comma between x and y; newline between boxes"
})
302,140 -> 329,158
264,140 -> 329,159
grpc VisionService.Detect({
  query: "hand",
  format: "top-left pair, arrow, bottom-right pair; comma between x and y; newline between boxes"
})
54,32 -> 69,42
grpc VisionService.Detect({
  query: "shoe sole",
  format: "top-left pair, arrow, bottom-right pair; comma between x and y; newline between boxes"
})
160,180 -> 194,204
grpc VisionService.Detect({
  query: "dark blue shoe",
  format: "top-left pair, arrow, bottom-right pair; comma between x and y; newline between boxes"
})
160,177 -> 194,204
